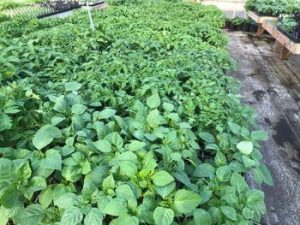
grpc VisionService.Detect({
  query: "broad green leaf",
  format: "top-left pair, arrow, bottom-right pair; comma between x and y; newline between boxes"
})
242,207 -> 254,220
60,207 -> 83,225
41,149 -> 62,171
242,156 -> 256,168
84,208 -> 103,225
61,166 -> 81,182
0,114 -> 12,132
54,192 -> 79,209
193,209 -> 212,225
147,109 -> 161,128
237,141 -> 253,155
215,151 -> 227,166
194,163 -> 215,179
173,189 -> 201,214
119,160 -> 137,177
0,159 -> 14,183
105,132 -> 123,149
65,82 -> 82,91
51,115 -> 66,126
96,108 -> 116,120
253,165 -> 273,185
246,190 -> 266,215
94,139 -> 112,153
102,175 -> 115,191
0,186 -> 22,208
33,125 -> 62,150
116,184 -> 137,209
152,171 -> 174,187
220,206 -> 237,221
102,198 -> 127,216
216,166 -> 231,182
39,186 -> 53,208
71,104 -> 87,115
230,172 -> 248,193
153,207 -> 174,225
208,207 -> 223,225
199,132 -> 215,143
251,130 -> 268,141
24,177 -> 47,199
199,186 -> 212,205
228,122 -> 241,135
82,160 -> 91,175
53,95 -> 68,113
0,207 -> 8,225
126,140 -> 146,151
155,182 -> 175,199
147,92 -> 161,109
110,214 -> 138,225
16,204 -> 45,225
163,103 -> 174,112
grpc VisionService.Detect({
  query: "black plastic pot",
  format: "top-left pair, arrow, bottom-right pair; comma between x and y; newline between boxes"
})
277,26 -> 300,43
235,24 -> 243,30
224,20 -> 230,29
242,23 -> 250,32
294,12 -> 300,21
249,24 -> 258,33
229,22 -> 234,31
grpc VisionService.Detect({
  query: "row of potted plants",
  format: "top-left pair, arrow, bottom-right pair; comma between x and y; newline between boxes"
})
277,13 -> 300,42
224,17 -> 258,32
245,0 -> 300,42
0,0 -> 105,22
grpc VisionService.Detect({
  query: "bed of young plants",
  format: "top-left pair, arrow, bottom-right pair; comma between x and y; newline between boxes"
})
0,0 -> 272,224
245,0 -> 300,16
278,13 -> 300,42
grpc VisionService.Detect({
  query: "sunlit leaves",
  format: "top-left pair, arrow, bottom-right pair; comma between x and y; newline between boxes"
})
153,207 -> 174,225
32,125 -> 62,150
60,207 -> 83,225
147,92 -> 161,109
237,141 -> 253,155
0,0 -> 271,224
173,189 -> 201,214
152,171 -> 174,187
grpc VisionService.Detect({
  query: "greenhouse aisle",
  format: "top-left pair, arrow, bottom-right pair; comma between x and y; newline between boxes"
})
228,31 -> 300,225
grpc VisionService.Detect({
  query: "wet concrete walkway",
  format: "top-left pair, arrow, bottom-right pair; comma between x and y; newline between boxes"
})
228,31 -> 300,225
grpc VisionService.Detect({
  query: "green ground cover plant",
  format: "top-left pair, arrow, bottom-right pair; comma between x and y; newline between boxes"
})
245,0 -> 300,16
0,0 -> 272,224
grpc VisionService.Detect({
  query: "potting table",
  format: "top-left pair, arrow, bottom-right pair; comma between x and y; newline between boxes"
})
247,11 -> 277,35
261,20 -> 300,60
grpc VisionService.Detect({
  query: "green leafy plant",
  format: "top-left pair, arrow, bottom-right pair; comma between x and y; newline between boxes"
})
245,0 -> 300,16
0,0 -> 272,224
278,15 -> 298,33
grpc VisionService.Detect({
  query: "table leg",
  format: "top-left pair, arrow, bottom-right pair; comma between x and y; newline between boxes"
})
278,45 -> 291,60
256,24 -> 265,36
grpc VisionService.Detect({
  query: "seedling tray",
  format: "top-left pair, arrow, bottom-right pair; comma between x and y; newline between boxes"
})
277,26 -> 300,43
37,5 -> 81,18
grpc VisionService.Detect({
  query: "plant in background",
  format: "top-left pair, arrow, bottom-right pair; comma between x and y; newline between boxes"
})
245,0 -> 300,16
278,15 -> 298,33
0,0 -> 273,224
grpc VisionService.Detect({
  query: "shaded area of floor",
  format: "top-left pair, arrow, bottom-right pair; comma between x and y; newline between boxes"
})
228,31 -> 300,225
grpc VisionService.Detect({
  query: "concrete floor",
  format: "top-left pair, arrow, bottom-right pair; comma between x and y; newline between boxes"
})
228,31 -> 300,225
201,0 -> 246,18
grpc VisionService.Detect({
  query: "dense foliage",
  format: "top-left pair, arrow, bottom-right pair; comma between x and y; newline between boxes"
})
278,13 -> 300,40
0,0 -> 272,225
245,0 -> 300,16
